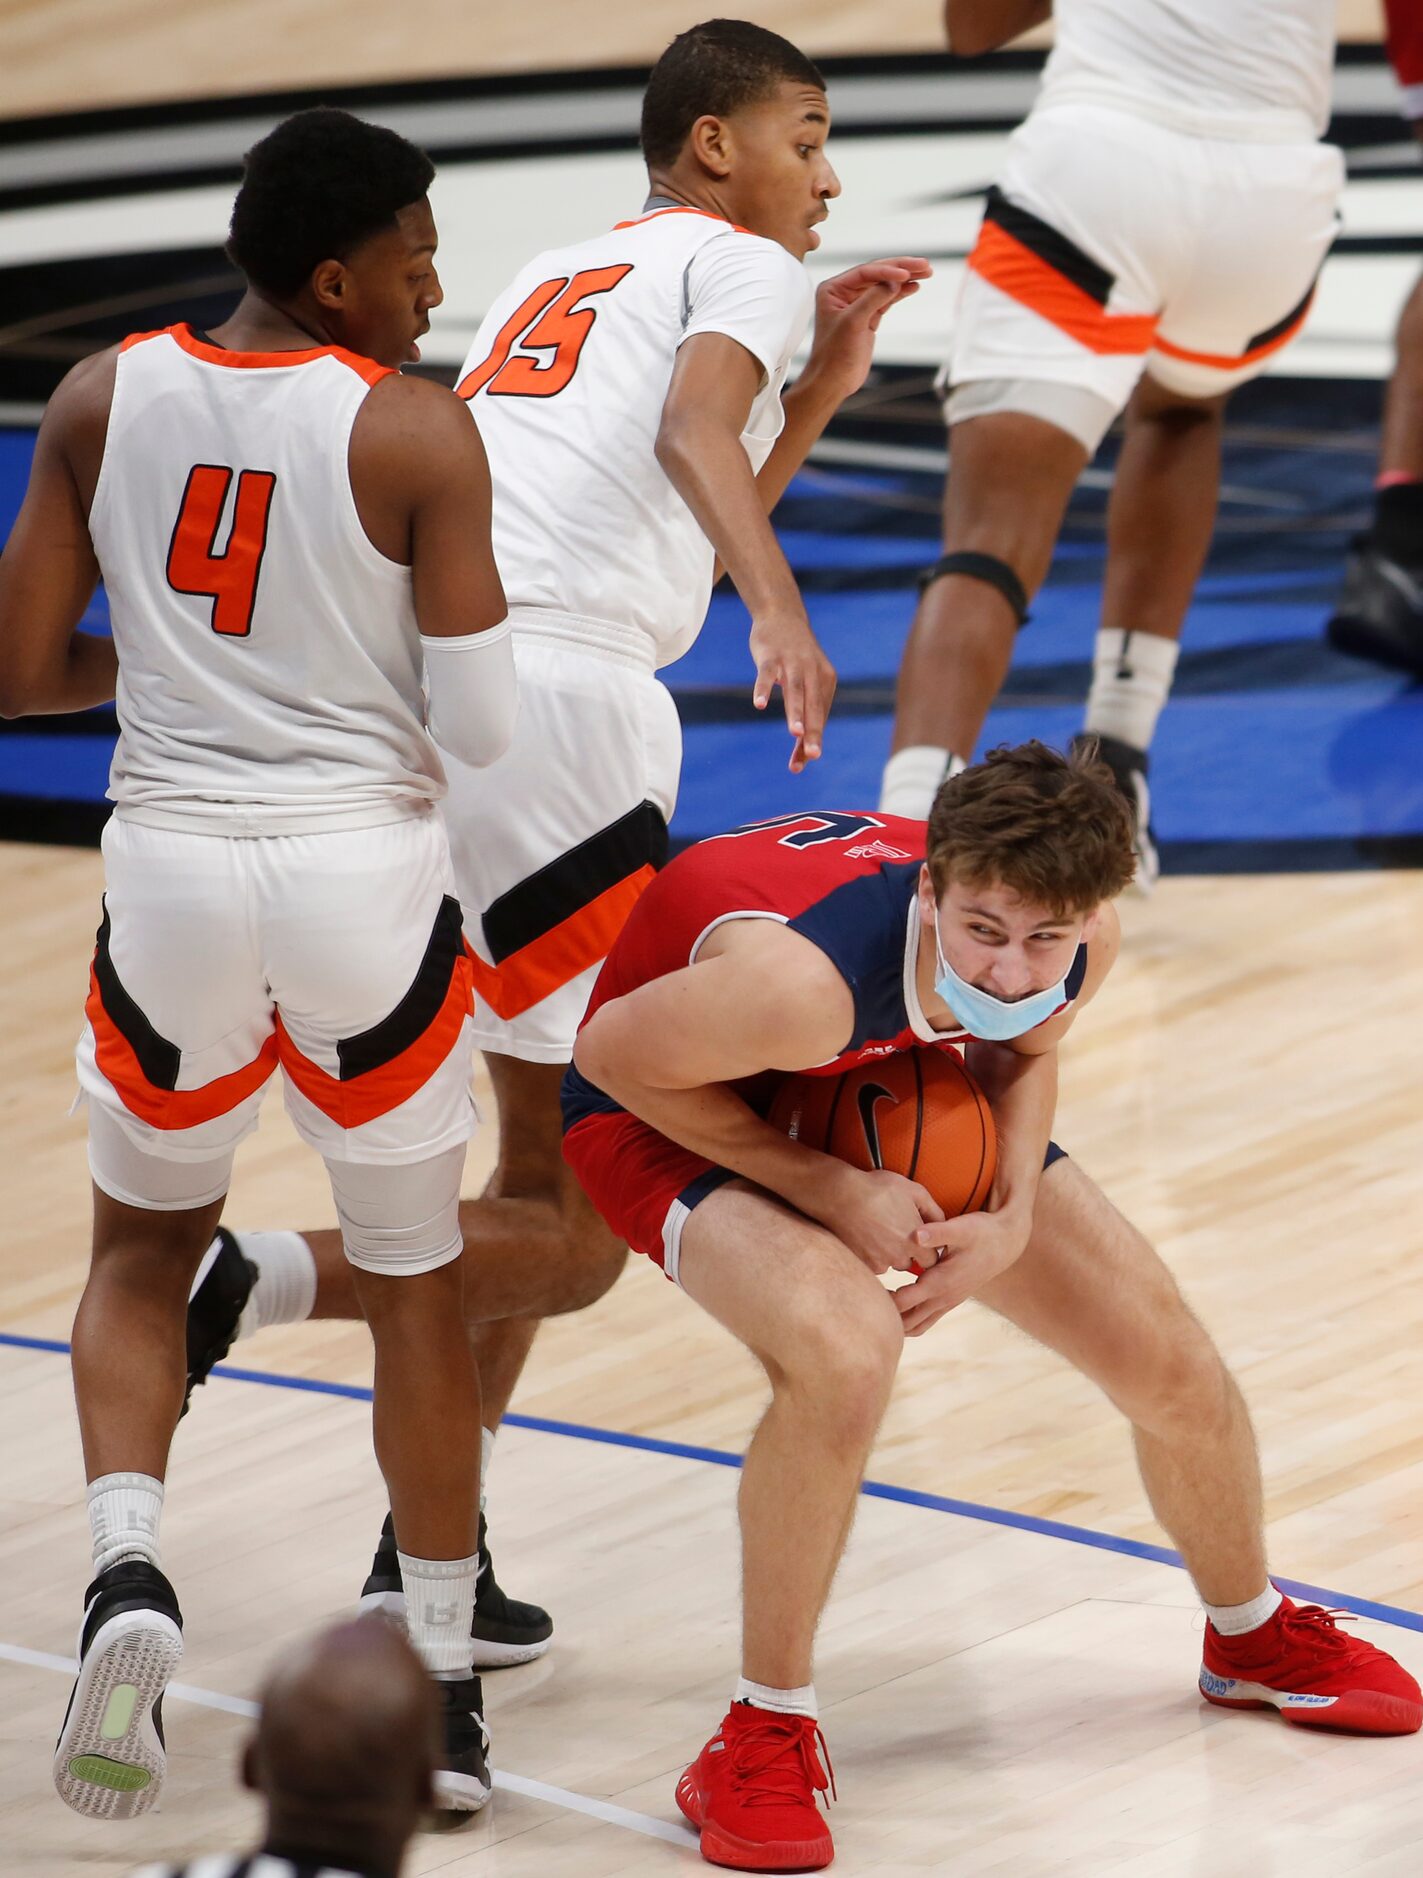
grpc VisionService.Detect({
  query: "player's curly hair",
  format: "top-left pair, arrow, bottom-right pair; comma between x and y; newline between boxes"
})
227,107 -> 436,299
926,740 -> 1137,914
641,19 -> 826,169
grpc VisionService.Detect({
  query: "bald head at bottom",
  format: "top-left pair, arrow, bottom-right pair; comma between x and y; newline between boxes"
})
246,1616 -> 439,1843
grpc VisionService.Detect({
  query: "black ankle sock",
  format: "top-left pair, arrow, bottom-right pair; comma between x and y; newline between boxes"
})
1372,480 -> 1423,566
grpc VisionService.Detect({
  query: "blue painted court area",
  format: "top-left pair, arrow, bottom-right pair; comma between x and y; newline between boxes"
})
2,409 -> 1419,866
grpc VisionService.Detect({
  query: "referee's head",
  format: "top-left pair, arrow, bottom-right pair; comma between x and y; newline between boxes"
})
243,1617 -> 439,1870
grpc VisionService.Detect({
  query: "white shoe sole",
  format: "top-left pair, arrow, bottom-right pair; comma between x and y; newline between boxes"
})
53,1608 -> 183,1819
433,1765 -> 494,1813
358,1588 -> 552,1669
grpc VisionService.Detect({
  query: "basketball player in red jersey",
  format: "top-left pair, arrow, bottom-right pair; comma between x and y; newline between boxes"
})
0,110 -> 516,1818
190,21 -> 931,1666
564,743 -> 1420,1872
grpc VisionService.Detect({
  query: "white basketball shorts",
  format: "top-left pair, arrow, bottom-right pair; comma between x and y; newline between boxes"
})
946,103 -> 1346,445
441,618 -> 682,1065
77,810 -> 478,1192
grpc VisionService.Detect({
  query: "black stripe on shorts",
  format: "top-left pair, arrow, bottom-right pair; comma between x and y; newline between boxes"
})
481,800 -> 669,965
982,185 -> 1115,306
1246,280 -> 1316,354
92,899 -> 181,1090
336,894 -> 465,1081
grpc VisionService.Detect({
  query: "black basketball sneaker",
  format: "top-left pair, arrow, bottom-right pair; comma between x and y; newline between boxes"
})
432,1674 -> 493,1815
183,1227 -> 256,1416
53,1560 -> 184,1819
1326,538 -> 1423,680
359,1511 -> 553,1668
1073,730 -> 1159,893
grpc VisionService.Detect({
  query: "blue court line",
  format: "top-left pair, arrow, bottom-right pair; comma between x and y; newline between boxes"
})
4,1329 -> 1419,1636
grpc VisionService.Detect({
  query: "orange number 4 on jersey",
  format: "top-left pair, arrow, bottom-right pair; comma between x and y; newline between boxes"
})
166,463 -> 278,638
457,264 -> 634,401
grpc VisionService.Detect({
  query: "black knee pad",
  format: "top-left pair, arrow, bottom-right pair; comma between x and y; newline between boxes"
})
918,551 -> 1030,627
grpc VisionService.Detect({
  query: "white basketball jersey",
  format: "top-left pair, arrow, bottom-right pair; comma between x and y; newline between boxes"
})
89,324 -> 445,833
458,206 -> 814,668
1039,0 -> 1336,141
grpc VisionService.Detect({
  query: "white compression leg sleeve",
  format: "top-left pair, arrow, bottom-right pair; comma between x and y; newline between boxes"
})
326,1145 -> 466,1277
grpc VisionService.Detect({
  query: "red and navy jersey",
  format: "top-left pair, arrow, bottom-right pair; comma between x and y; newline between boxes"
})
563,809 -> 1087,1129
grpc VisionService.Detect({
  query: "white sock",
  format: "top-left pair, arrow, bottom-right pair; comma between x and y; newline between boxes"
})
220,1231 -> 318,1339
735,1677 -> 817,1720
399,1550 -> 478,1678
1083,628 -> 1179,754
1205,1584 -> 1283,1637
87,1473 -> 164,1575
480,1424 -> 495,1517
879,745 -> 966,818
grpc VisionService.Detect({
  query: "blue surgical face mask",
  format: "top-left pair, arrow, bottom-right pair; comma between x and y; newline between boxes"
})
932,907 -> 1071,1042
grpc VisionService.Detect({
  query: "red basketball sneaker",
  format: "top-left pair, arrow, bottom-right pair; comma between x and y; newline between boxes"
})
676,1704 -> 836,1872
1200,1593 -> 1422,1734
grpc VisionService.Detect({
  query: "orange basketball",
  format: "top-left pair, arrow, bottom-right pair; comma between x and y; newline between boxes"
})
767,1048 -> 996,1217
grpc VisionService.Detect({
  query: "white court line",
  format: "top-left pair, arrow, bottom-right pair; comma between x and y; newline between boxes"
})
1,1640 -> 697,1850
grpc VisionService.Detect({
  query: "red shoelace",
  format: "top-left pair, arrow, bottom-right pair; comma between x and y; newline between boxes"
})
1284,1604 -> 1359,1652
725,1715 -> 838,1810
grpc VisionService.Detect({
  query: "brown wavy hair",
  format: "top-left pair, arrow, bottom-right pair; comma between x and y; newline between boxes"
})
925,740 -> 1136,914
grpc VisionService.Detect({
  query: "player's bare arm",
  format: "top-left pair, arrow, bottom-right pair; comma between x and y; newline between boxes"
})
573,918 -> 943,1273
0,349 -> 118,718
349,372 -> 516,767
657,333 -> 835,773
901,902 -> 1120,1333
348,370 -> 506,627
945,0 -> 1053,58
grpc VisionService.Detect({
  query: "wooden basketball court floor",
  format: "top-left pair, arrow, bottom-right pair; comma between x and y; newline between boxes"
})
3,843 -> 1422,1874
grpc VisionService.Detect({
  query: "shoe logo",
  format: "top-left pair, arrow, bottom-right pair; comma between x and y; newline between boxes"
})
856,1082 -> 896,1170
1279,1693 -> 1338,1708
1199,1669 -> 1237,1697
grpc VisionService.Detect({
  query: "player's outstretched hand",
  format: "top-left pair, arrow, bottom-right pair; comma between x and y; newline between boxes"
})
816,1165 -> 944,1276
749,608 -> 837,770
804,257 -> 933,398
894,1209 -> 1031,1335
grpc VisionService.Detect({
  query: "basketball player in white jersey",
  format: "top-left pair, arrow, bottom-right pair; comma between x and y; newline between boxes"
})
193,21 -> 931,1653
879,0 -> 1343,885
0,109 -> 517,1818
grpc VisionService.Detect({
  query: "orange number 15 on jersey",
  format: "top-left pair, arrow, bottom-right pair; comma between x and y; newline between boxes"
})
457,264 -> 633,401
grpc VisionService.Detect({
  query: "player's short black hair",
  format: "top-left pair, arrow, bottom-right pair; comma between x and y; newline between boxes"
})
227,107 -> 436,299
640,19 -> 826,169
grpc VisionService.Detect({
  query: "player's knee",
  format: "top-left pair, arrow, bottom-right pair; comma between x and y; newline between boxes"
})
785,1288 -> 903,1438
552,1221 -> 628,1313
1125,1310 -> 1232,1439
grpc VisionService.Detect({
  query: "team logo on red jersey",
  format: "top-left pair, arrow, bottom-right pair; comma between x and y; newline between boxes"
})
844,839 -> 913,862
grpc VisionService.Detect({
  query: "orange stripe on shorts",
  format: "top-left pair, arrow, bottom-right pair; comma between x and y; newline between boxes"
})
1153,298 -> 1315,373
467,864 -> 657,1022
968,221 -> 1159,358
276,950 -> 475,1130
86,964 -> 279,1130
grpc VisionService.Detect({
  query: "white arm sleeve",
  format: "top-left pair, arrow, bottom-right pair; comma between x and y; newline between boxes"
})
421,618 -> 518,769
679,233 -> 813,382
